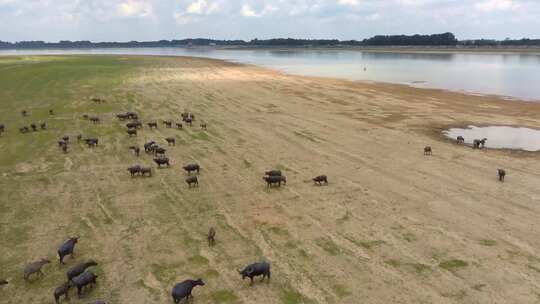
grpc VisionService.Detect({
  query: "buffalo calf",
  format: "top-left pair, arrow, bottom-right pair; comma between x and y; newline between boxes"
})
313,175 -> 328,185
23,258 -> 50,281
54,281 -> 72,304
186,176 -> 198,188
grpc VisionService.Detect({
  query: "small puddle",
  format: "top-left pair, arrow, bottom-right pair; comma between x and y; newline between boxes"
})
443,125 -> 540,151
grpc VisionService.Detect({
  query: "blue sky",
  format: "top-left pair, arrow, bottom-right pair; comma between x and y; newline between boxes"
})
0,0 -> 538,41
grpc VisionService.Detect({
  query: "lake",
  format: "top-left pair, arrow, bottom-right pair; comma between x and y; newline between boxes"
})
2,47 -> 540,101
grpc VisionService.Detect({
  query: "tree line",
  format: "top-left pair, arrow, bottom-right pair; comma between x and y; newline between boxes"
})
1,33 -> 539,49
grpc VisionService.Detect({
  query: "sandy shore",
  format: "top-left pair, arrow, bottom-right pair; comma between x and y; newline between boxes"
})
129,57 -> 540,303
2,55 -> 540,303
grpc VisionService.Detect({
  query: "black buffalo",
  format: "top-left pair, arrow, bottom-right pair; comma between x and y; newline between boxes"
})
72,271 -> 98,297
183,164 -> 200,175
67,260 -> 98,282
313,175 -> 328,185
154,157 -> 170,168
171,279 -> 205,304
263,176 -> 286,187
186,176 -> 198,188
54,281 -> 72,304
238,261 -> 271,285
265,170 -> 282,177
58,237 -> 79,264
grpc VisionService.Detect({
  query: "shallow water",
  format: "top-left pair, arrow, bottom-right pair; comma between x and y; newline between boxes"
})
1,47 -> 540,101
443,126 -> 540,151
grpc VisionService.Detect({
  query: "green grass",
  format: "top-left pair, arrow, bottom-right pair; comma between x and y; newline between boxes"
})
315,237 -> 341,256
188,254 -> 210,266
333,284 -> 352,298
281,289 -> 309,304
211,290 -> 240,303
479,239 -> 497,246
439,259 -> 468,272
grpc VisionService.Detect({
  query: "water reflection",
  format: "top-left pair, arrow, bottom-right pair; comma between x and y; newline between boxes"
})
443,126 -> 540,151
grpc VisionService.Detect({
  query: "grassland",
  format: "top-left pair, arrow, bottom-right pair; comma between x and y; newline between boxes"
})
1,55 -> 540,304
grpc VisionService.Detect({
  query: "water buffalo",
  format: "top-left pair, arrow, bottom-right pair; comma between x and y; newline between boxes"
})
21,110 -> 28,117
40,122 -> 47,130
263,175 -> 286,187
85,138 -> 98,147
176,123 -> 183,129
67,260 -> 98,282
0,279 -> 7,285
183,163 -> 200,175
313,175 -> 328,185
82,114 -> 89,120
208,227 -> 216,246
30,123 -> 37,132
154,157 -> 170,168
144,141 -> 156,152
165,137 -> 175,146
265,170 -> 282,177
54,281 -> 72,304
91,97 -> 105,103
154,147 -> 166,156
58,237 -> 79,264
473,138 -> 487,149
148,122 -> 158,129
49,109 -> 54,115
126,121 -> 142,129
72,271 -> 97,297
238,261 -> 271,285
498,168 -> 506,182
127,129 -> 137,137
140,167 -> 152,177
424,146 -> 432,156
0,124 -> 4,132
457,136 -> 465,144
129,146 -> 140,157
126,112 -> 138,120
23,258 -> 50,280
128,165 -> 141,177
117,113 -> 129,120
89,117 -> 100,124
163,120 -> 172,128
186,176 -> 198,188
171,279 -> 205,304
479,138 -> 487,148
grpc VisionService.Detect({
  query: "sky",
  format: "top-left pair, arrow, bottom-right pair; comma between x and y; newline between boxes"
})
0,0 -> 539,42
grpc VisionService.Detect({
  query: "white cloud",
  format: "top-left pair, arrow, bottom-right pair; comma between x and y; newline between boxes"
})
116,0 -> 153,17
186,0 -> 220,15
337,0 -> 360,6
475,0 -> 520,12
240,4 -> 258,17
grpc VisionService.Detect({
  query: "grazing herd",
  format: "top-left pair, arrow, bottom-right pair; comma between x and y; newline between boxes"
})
0,100 -> 513,303
424,135 -> 507,182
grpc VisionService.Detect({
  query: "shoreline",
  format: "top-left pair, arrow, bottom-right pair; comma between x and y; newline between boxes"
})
2,53 -> 539,104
